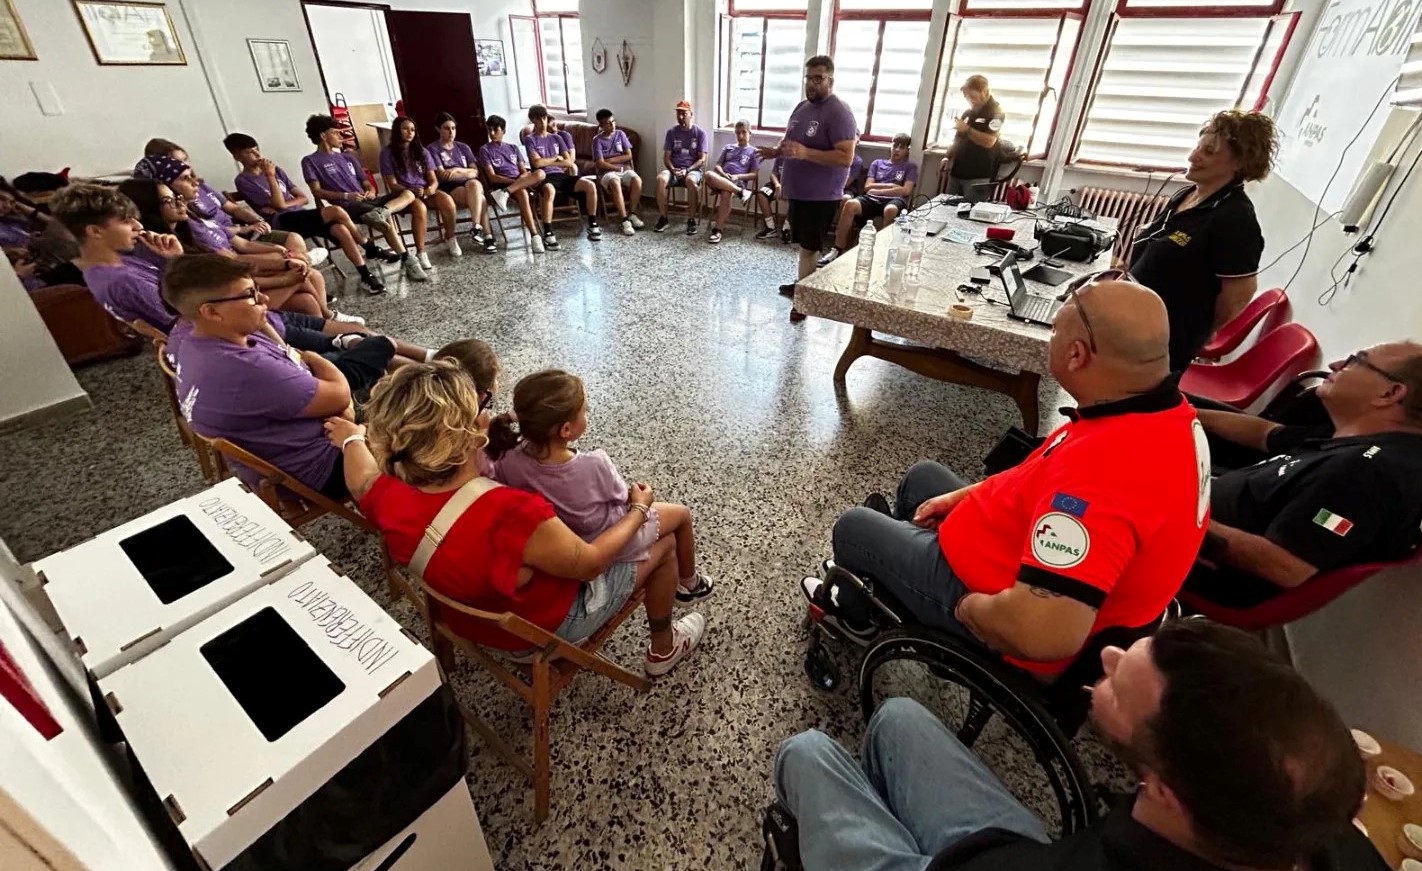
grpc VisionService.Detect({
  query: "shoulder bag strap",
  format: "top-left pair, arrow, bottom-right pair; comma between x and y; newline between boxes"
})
409,476 -> 502,579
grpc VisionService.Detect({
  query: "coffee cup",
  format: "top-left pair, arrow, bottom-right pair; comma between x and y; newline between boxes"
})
1374,765 -> 1414,801
948,304 -> 973,321
1399,823 -> 1422,859
1352,728 -> 1382,760
1401,859 -> 1422,871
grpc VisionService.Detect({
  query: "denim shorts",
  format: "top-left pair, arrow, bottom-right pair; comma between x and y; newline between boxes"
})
553,559 -> 639,645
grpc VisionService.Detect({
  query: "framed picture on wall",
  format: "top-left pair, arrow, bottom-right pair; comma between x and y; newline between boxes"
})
0,0 -> 36,60
247,38 -> 300,92
475,39 -> 506,77
72,1 -> 186,66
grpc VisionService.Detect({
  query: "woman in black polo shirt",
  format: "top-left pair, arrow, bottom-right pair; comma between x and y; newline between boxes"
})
1129,110 -> 1277,371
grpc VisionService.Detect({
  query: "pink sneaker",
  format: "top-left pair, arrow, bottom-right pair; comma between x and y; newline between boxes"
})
645,613 -> 707,677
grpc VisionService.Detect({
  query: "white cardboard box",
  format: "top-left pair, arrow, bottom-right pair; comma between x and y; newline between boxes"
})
97,556 -> 440,871
349,783 -> 493,871
34,479 -> 316,679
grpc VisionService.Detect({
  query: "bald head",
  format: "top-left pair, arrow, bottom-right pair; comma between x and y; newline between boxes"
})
1070,280 -> 1170,368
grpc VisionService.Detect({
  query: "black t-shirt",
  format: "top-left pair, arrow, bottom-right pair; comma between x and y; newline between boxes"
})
951,98 -> 1005,180
928,804 -> 1387,871
1128,182 -> 1264,371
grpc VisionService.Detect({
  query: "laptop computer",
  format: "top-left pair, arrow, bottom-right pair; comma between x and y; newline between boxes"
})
997,253 -> 1063,327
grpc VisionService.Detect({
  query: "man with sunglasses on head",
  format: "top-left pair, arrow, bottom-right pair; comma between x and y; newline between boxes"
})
806,275 -> 1210,679
1188,341 -> 1422,608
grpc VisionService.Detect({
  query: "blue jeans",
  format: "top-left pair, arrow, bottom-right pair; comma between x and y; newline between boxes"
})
831,461 -> 974,638
775,698 -> 1049,870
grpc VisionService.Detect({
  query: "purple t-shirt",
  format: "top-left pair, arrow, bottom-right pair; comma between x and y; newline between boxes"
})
847,153 -> 864,191
522,132 -> 569,176
781,95 -> 858,201
865,158 -> 918,200
186,215 -> 233,253
557,129 -> 575,153
426,141 -> 477,172
188,183 -> 233,228
592,129 -> 632,165
175,327 -> 337,493
663,125 -> 709,170
82,256 -> 175,332
379,148 -> 431,189
717,144 -> 761,179
0,217 -> 33,248
479,141 -> 523,178
301,151 -> 366,195
494,446 -> 658,562
235,167 -> 302,216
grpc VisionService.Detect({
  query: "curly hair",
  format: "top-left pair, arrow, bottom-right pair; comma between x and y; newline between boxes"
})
363,361 -> 488,488
49,182 -> 139,240
1203,110 -> 1278,182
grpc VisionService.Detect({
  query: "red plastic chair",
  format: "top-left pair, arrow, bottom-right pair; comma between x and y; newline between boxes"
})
1180,322 -> 1319,409
1179,551 -> 1422,631
1197,288 -> 1290,361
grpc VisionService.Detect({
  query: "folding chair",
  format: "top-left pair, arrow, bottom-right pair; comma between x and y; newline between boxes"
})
386,553 -> 649,822
205,436 -> 375,534
141,330 -> 225,485
229,189 -> 346,281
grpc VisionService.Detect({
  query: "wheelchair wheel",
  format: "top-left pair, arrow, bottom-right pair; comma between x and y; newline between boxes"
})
858,630 -> 1098,837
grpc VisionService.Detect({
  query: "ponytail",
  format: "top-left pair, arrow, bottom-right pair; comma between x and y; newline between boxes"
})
484,411 -> 522,460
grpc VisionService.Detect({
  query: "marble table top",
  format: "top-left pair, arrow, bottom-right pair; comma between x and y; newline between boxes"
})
794,205 -> 1110,376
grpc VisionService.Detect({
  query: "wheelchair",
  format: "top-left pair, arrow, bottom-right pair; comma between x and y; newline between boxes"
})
797,560 -> 1173,841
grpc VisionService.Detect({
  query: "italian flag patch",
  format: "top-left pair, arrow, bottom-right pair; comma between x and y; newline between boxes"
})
1313,509 -> 1354,536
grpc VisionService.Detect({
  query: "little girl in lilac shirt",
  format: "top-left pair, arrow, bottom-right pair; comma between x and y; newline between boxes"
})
486,369 -> 714,602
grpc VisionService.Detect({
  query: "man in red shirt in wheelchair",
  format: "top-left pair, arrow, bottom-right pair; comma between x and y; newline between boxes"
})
1189,341 -> 1422,608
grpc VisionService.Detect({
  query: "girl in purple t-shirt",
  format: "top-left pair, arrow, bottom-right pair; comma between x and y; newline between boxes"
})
485,369 -> 714,603
379,115 -> 460,264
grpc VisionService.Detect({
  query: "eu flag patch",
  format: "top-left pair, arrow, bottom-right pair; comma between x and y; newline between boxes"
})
1051,493 -> 1089,518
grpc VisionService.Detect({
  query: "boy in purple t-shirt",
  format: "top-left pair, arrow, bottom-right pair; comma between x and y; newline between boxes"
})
753,158 -> 792,243
655,101 -> 709,235
224,132 -> 386,293
826,132 -> 919,264
523,104 -> 601,243
703,120 -> 763,244
592,108 -> 644,235
478,115 -> 548,251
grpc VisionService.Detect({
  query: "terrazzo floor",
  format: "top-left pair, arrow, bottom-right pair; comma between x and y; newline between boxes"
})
0,214 -> 1129,869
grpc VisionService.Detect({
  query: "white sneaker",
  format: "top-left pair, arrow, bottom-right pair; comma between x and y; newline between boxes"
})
621,218 -> 635,236
331,333 -> 365,350
817,249 -> 840,267
307,247 -> 330,267
417,250 -> 434,271
490,189 -> 510,212
628,213 -> 645,230
403,256 -> 429,282
644,613 -> 707,678
739,188 -> 753,203
329,310 -> 366,326
531,234 -> 545,254
445,237 -> 462,257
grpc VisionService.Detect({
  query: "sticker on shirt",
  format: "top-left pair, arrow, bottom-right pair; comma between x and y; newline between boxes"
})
1031,513 -> 1090,569
1050,493 -> 1089,518
1192,418 -> 1211,527
1169,230 -> 1191,247
806,120 -> 820,137
1313,509 -> 1354,536
988,118 -> 1003,132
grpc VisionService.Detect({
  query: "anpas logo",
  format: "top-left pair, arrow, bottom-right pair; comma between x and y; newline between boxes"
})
1031,512 -> 1090,569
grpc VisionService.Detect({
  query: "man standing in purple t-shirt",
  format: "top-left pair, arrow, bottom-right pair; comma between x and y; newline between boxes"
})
758,55 -> 858,322
826,132 -> 919,265
655,101 -> 709,236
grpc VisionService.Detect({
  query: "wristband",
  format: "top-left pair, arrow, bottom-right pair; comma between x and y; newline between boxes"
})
629,503 -> 649,517
341,433 -> 368,451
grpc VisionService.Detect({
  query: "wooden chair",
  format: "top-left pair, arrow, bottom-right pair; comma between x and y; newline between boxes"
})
141,330 -> 225,484
386,554 -> 649,822
205,436 -> 375,534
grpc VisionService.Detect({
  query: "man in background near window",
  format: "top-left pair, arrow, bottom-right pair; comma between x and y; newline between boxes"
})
655,100 -> 709,236
948,75 -> 1004,205
760,55 -> 858,324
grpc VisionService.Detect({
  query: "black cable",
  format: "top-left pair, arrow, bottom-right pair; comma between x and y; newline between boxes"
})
1317,137 -> 1422,306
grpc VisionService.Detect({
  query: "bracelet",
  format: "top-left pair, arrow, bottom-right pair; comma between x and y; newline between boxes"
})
628,503 -> 649,517
341,433 -> 367,450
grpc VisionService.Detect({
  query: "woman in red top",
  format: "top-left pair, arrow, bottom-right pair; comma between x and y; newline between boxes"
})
324,361 -> 706,677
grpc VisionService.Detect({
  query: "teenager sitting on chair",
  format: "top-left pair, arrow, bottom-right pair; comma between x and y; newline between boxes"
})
224,131 -> 387,294
822,133 -> 917,266
426,112 -> 497,254
301,114 -> 428,283
655,101 -> 709,236
164,254 -> 395,498
592,108 -> 644,236
754,158 -> 791,243
380,114 -> 460,265
703,120 -> 762,245
523,104 -> 601,243
479,115 -> 547,252
323,361 -> 707,676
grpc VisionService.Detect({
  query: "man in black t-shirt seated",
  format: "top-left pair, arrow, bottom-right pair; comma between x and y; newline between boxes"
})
945,75 -> 1004,205
1191,341 -> 1422,608
773,619 -> 1382,871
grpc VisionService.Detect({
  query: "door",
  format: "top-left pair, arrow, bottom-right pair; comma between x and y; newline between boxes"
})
384,10 -> 489,149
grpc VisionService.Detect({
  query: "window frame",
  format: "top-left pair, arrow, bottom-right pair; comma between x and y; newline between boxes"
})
828,2 -> 934,141
509,6 -> 585,116
719,3 -> 811,131
1067,0 -> 1293,170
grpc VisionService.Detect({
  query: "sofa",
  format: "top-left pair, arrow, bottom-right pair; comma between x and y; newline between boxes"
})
518,120 -> 642,176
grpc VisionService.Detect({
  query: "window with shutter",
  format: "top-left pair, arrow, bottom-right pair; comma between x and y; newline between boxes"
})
831,2 -> 934,140
719,2 -> 810,130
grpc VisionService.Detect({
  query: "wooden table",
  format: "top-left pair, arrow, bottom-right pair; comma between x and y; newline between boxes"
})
793,205 -> 1109,434
1357,736 -> 1422,868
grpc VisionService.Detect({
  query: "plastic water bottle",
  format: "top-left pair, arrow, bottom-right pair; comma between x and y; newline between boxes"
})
853,222 -> 876,294
904,217 -> 926,291
885,216 -> 911,295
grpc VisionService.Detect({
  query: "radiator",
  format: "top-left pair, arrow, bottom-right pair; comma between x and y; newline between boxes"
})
1072,186 -> 1172,263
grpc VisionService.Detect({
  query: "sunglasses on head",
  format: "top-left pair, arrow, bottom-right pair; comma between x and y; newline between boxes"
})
1060,268 -> 1136,354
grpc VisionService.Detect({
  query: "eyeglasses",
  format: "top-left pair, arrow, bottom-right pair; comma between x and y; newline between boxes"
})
1059,268 -> 1127,353
478,389 -> 494,412
804,74 -> 830,83
1343,350 -> 1405,384
204,287 -> 259,306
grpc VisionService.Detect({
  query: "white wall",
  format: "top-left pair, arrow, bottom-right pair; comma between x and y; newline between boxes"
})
0,262 -> 86,427
580,0 -> 663,184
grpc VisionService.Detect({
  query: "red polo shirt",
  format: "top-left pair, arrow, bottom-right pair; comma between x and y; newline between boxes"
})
940,382 -> 1210,675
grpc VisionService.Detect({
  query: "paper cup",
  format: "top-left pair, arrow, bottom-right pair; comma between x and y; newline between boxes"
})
1352,728 -> 1382,760
1399,823 -> 1422,859
948,304 -> 973,321
1401,859 -> 1422,871
1374,765 -> 1415,801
